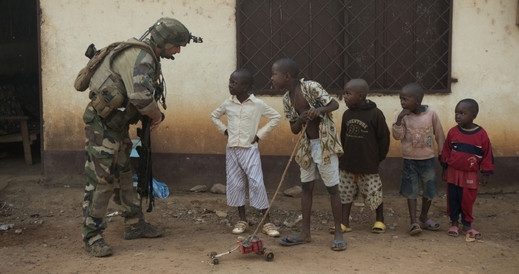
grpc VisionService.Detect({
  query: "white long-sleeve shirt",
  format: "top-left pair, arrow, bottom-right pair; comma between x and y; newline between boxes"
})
211,94 -> 281,148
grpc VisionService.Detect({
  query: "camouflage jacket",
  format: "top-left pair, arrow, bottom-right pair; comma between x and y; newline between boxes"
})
84,38 -> 161,130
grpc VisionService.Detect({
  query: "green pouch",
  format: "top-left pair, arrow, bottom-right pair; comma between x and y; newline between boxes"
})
105,105 -> 140,132
91,86 -> 125,119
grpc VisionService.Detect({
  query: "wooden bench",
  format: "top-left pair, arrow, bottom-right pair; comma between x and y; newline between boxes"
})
0,116 -> 39,165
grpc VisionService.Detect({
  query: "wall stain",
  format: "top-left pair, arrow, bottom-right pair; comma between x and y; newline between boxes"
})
49,113 -> 519,157
41,0 -> 519,158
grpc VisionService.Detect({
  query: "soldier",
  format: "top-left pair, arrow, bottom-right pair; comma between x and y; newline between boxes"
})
80,17 -> 201,257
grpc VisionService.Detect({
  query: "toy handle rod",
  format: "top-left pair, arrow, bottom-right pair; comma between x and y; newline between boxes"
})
250,124 -> 307,237
213,245 -> 239,258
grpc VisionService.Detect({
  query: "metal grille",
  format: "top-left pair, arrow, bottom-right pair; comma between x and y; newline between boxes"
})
237,0 -> 452,94
0,0 -> 38,42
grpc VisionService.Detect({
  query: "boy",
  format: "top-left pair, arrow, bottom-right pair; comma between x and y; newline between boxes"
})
339,79 -> 390,234
210,68 -> 282,237
392,83 -> 445,235
441,99 -> 493,239
272,58 -> 346,251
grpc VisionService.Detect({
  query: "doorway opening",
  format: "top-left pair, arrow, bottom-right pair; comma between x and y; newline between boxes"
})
0,0 -> 41,169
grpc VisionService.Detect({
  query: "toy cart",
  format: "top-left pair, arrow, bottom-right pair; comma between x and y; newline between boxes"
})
209,235 -> 274,265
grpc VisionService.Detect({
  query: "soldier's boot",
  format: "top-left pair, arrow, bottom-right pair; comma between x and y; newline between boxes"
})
124,221 -> 164,239
85,235 -> 113,257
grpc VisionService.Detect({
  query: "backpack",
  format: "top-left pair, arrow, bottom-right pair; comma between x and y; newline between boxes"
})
74,40 -> 156,92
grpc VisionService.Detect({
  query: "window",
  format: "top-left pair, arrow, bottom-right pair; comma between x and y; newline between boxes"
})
237,0 -> 452,94
0,0 -> 38,41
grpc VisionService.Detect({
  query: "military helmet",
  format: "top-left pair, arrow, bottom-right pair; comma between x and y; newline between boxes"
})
149,17 -> 190,49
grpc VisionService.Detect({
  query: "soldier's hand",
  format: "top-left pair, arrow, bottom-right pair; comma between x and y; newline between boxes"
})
149,109 -> 163,131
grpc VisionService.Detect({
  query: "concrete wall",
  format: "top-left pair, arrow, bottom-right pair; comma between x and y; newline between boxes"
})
40,0 -> 519,190
40,0 -> 238,152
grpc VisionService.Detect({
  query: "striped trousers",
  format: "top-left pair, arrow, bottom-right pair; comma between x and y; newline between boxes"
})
226,146 -> 269,209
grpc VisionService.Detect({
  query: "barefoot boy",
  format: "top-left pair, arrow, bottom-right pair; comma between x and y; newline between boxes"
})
272,58 -> 346,251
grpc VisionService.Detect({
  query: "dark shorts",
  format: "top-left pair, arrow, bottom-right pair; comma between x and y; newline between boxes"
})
399,158 -> 438,200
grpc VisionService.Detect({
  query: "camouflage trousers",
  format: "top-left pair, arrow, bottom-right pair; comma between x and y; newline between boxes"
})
81,106 -> 142,241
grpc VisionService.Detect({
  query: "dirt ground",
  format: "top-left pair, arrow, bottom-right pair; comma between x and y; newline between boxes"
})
1,155 -> 519,274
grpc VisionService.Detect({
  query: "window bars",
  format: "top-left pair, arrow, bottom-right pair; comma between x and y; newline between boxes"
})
237,0 -> 452,94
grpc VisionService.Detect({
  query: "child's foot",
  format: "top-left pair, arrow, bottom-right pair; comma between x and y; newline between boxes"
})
279,235 -> 311,246
462,227 -> 482,239
419,218 -> 441,231
371,221 -> 386,233
232,220 -> 249,234
409,223 -> 422,235
331,240 -> 347,251
447,226 -> 459,237
262,222 -> 280,237
328,224 -> 352,234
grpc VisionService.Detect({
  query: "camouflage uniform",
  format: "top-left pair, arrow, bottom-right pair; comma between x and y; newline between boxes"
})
81,40 -> 165,253
79,17 -> 199,257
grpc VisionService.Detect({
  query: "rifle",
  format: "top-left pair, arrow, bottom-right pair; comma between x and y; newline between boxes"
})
136,115 -> 154,212
136,83 -> 165,212
133,22 -> 204,210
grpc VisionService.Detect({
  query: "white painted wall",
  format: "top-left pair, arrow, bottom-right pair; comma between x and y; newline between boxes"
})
40,0 -> 238,153
40,0 -> 519,158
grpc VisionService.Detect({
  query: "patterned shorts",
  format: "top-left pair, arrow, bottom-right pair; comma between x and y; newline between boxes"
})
338,170 -> 383,210
299,139 -> 340,187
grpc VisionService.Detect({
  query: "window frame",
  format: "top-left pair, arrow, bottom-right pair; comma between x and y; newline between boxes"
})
236,0 -> 454,96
